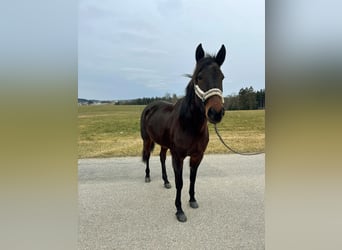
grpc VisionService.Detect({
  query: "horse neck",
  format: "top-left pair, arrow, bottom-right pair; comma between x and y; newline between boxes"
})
179,81 -> 207,132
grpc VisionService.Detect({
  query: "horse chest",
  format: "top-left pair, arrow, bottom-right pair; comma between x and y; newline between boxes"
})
171,129 -> 209,156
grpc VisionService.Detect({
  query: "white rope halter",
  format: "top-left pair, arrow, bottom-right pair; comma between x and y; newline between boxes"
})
194,84 -> 224,103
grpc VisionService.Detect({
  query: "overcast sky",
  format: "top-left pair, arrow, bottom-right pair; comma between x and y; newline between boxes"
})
78,0 -> 264,100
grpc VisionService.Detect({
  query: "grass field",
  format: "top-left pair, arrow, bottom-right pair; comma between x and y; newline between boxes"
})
78,105 -> 264,158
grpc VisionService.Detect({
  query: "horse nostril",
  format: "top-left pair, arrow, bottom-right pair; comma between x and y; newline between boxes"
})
208,107 -> 223,124
208,107 -> 214,118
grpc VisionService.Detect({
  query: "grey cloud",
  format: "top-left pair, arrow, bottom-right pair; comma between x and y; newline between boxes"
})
157,0 -> 183,16
79,0 -> 265,99
128,48 -> 169,56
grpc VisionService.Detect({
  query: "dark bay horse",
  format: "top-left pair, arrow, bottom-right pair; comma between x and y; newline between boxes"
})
140,44 -> 226,222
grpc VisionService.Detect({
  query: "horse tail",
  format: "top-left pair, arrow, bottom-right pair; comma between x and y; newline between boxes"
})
140,108 -> 148,139
140,105 -> 155,162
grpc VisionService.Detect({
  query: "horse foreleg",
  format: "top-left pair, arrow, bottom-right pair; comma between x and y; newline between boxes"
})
189,154 -> 203,208
160,147 -> 171,188
172,155 -> 186,222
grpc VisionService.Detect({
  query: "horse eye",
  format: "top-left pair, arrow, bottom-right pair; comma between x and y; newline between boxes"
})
197,75 -> 202,81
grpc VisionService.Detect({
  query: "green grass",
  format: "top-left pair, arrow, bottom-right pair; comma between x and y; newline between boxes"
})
206,110 -> 265,154
78,105 -> 264,158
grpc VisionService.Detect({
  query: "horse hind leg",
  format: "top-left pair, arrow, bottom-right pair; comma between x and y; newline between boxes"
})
160,147 -> 171,189
142,138 -> 155,183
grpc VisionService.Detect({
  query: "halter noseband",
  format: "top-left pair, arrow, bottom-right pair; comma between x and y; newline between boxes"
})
194,84 -> 225,103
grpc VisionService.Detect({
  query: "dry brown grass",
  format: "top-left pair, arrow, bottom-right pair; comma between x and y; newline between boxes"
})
78,105 -> 264,158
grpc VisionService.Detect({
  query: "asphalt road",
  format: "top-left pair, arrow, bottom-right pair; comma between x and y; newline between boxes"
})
78,154 -> 264,250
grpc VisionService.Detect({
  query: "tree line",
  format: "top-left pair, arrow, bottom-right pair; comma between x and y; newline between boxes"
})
116,87 -> 265,110
115,93 -> 178,105
224,87 -> 265,110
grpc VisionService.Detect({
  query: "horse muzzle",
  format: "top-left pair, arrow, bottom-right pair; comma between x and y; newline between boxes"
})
207,106 -> 225,124
205,95 -> 225,124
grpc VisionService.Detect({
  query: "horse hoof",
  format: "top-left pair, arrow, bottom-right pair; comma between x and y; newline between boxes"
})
175,211 -> 187,222
145,177 -> 151,183
164,182 -> 171,189
189,201 -> 199,209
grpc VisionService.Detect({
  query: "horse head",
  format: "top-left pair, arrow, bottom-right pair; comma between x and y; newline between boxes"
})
193,43 -> 226,124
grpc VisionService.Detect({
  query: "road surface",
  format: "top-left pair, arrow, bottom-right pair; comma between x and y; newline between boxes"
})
79,154 -> 264,250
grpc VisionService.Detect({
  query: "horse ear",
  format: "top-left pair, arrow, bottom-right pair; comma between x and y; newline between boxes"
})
215,44 -> 226,66
195,43 -> 205,62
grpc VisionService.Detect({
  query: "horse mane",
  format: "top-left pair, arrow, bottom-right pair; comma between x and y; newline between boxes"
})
179,80 -> 206,130
194,56 -> 217,76
183,54 -> 217,79
179,55 -> 219,129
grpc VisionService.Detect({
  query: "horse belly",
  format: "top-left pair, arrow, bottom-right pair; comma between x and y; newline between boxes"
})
144,104 -> 173,148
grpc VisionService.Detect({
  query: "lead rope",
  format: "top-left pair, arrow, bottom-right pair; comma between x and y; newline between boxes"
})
213,123 -> 264,156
